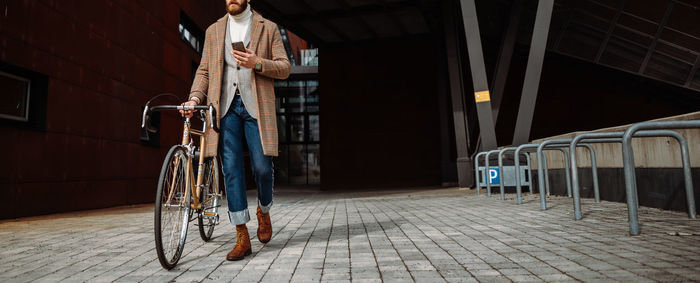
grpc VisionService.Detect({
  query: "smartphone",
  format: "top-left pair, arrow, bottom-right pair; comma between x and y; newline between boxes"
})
232,41 -> 246,52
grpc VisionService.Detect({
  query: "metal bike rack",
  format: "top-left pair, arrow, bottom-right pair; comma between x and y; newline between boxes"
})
514,143 -> 598,207
622,121 -> 699,236
569,130 -> 691,221
472,120 -> 698,237
497,147 -> 532,201
514,144 -> 543,202
541,144 -> 599,199
536,140 -> 575,210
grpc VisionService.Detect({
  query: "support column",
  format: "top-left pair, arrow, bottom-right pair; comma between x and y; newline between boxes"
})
459,0 -> 498,150
443,0 -> 473,188
438,37 -> 458,186
490,0 -> 524,123
511,0 -> 555,146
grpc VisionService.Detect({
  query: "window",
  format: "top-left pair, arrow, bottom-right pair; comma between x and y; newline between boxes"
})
300,49 -> 318,66
179,11 -> 204,53
0,61 -> 48,129
0,71 -> 30,122
275,79 -> 320,185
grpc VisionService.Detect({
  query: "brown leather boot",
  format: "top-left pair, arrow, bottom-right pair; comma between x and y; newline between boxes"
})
256,206 -> 272,243
226,224 -> 251,261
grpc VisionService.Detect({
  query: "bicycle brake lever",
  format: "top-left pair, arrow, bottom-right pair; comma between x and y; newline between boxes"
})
141,105 -> 149,128
208,104 -> 220,133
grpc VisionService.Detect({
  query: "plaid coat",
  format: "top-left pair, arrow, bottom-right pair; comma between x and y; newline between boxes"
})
189,12 -> 291,157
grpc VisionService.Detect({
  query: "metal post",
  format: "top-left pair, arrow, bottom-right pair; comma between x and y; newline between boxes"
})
543,151 -> 550,196
498,147 -> 518,200
474,152 -> 488,195
485,150 -> 500,197
622,135 -> 641,235
511,0 -> 555,146
459,0 -> 498,150
536,145 -> 548,210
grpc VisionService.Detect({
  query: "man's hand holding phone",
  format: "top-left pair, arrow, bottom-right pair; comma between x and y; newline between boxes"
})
232,42 -> 261,70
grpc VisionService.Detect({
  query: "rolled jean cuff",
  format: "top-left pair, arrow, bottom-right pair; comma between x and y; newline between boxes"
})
228,209 -> 250,225
258,199 -> 273,214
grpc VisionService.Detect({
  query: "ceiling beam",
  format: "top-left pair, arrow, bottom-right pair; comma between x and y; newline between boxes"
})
639,0 -> 674,74
294,0 -> 352,41
686,55 -> 700,87
288,0 -> 420,21
333,0 -> 379,39
594,0 -> 626,63
251,1 -> 326,45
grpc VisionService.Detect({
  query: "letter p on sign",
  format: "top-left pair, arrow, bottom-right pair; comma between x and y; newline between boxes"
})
488,168 -> 500,185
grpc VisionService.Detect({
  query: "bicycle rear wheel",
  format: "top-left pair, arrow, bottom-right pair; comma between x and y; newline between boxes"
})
198,156 -> 221,241
154,146 -> 191,270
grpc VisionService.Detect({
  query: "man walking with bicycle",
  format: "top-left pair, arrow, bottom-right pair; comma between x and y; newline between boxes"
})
180,0 -> 290,261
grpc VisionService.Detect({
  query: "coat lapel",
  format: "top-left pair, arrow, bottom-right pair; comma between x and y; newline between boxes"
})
249,11 -> 265,53
214,15 -> 227,63
211,15 -> 227,106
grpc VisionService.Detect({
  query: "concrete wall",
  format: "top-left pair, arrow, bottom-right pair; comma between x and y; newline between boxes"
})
532,111 -> 700,169
0,1 -> 224,219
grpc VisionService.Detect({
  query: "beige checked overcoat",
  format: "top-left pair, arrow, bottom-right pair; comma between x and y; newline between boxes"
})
189,11 -> 290,157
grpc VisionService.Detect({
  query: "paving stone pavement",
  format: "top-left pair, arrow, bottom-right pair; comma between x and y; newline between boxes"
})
1,187 -> 700,282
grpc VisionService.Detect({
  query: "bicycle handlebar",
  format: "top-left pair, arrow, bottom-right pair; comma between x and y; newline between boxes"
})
141,104 -> 219,133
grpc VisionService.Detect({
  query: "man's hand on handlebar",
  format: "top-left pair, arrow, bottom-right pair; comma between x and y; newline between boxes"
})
180,100 -> 198,118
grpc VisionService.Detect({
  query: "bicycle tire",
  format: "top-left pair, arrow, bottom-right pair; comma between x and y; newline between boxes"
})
154,145 -> 191,270
198,156 -> 221,242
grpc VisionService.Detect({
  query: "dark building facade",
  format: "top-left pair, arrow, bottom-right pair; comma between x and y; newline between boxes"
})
3,0 -> 700,219
0,1 -> 226,219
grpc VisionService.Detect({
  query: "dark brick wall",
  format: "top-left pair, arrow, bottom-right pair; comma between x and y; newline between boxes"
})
0,0 -> 225,219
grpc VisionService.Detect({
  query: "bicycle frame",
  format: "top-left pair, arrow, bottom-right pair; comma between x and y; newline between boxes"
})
145,104 -> 219,213
163,117 -> 216,212
180,117 -> 212,211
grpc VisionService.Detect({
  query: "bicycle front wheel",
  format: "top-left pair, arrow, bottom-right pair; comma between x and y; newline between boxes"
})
198,156 -> 221,242
154,146 -> 191,270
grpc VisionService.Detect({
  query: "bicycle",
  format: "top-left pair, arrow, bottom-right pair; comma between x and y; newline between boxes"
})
141,96 -> 222,270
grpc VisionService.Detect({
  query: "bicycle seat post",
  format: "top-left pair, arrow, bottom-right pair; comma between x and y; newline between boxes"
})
182,118 -> 191,147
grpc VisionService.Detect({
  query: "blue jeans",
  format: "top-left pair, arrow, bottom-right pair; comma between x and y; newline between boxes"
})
219,95 -> 274,225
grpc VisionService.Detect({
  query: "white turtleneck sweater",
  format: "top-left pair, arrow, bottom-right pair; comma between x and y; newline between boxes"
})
228,5 -> 253,46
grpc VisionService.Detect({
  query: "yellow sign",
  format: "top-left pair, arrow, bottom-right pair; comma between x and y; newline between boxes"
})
474,90 -> 491,103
